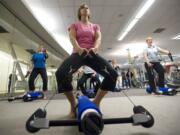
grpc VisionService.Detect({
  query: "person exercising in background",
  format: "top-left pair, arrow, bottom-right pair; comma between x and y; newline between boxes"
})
144,37 -> 172,94
28,45 -> 48,99
126,69 -> 133,88
55,4 -> 118,118
111,59 -> 122,90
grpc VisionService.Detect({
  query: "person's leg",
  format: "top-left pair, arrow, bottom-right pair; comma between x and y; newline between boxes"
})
55,53 -> 85,118
124,78 -> 129,89
64,91 -> 77,118
144,63 -> 156,92
122,78 -> 125,88
28,68 -> 39,91
153,62 -> 165,88
116,76 -> 121,89
8,81 -> 11,94
128,78 -> 131,88
119,76 -> 122,88
93,89 -> 107,108
85,52 -> 118,108
39,68 -> 48,99
126,78 -> 129,88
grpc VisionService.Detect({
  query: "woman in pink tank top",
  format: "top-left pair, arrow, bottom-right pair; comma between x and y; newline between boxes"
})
56,4 -> 118,118
69,5 -> 100,54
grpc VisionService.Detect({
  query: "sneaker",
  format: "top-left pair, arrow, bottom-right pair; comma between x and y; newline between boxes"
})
158,87 -> 172,93
146,86 -> 161,95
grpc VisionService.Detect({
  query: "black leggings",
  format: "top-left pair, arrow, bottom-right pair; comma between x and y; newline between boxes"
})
144,62 -> 165,91
56,51 -> 118,93
28,68 -> 48,91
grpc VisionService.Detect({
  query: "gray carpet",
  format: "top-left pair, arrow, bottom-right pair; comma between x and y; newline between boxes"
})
0,89 -> 180,135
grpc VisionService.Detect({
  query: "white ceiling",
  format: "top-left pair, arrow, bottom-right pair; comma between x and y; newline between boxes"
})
0,1 -> 64,68
21,0 -> 143,62
1,0 -> 180,65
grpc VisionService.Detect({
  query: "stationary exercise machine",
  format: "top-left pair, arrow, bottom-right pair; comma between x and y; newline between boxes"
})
8,91 -> 44,102
26,95 -> 154,135
146,53 -> 178,95
25,51 -> 155,135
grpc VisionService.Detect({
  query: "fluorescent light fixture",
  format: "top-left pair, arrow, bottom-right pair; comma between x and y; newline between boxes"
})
31,9 -> 57,32
22,0 -> 73,54
118,19 -> 138,41
22,0 -> 58,32
126,18 -> 138,32
53,34 -> 73,54
118,0 -> 155,41
119,31 -> 128,41
135,0 -> 155,19
172,34 -> 180,40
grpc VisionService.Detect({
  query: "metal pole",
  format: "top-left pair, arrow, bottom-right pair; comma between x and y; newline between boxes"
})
10,61 -> 17,95
9,43 -> 28,91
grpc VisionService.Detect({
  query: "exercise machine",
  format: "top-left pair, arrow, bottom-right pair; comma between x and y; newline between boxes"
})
146,53 -> 178,95
25,51 -> 154,135
165,54 -> 180,90
8,91 -> 44,102
26,95 -> 154,135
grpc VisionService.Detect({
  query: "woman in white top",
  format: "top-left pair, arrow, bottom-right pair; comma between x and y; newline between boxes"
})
144,37 -> 171,93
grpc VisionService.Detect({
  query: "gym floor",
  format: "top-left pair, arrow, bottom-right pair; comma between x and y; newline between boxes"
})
0,89 -> 180,135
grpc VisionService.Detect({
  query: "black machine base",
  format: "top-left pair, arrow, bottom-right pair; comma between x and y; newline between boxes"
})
26,105 -> 154,135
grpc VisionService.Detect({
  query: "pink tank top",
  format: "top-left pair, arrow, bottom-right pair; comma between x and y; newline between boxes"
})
69,22 -> 100,53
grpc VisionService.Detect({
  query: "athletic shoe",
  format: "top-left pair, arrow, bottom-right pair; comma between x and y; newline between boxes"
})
158,87 -> 173,93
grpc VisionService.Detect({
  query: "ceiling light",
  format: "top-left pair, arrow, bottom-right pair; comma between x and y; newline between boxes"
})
119,31 -> 128,41
135,0 -> 155,19
172,34 -> 180,40
118,0 -> 155,41
53,34 -> 73,54
125,18 -> 138,32
22,0 -> 73,54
